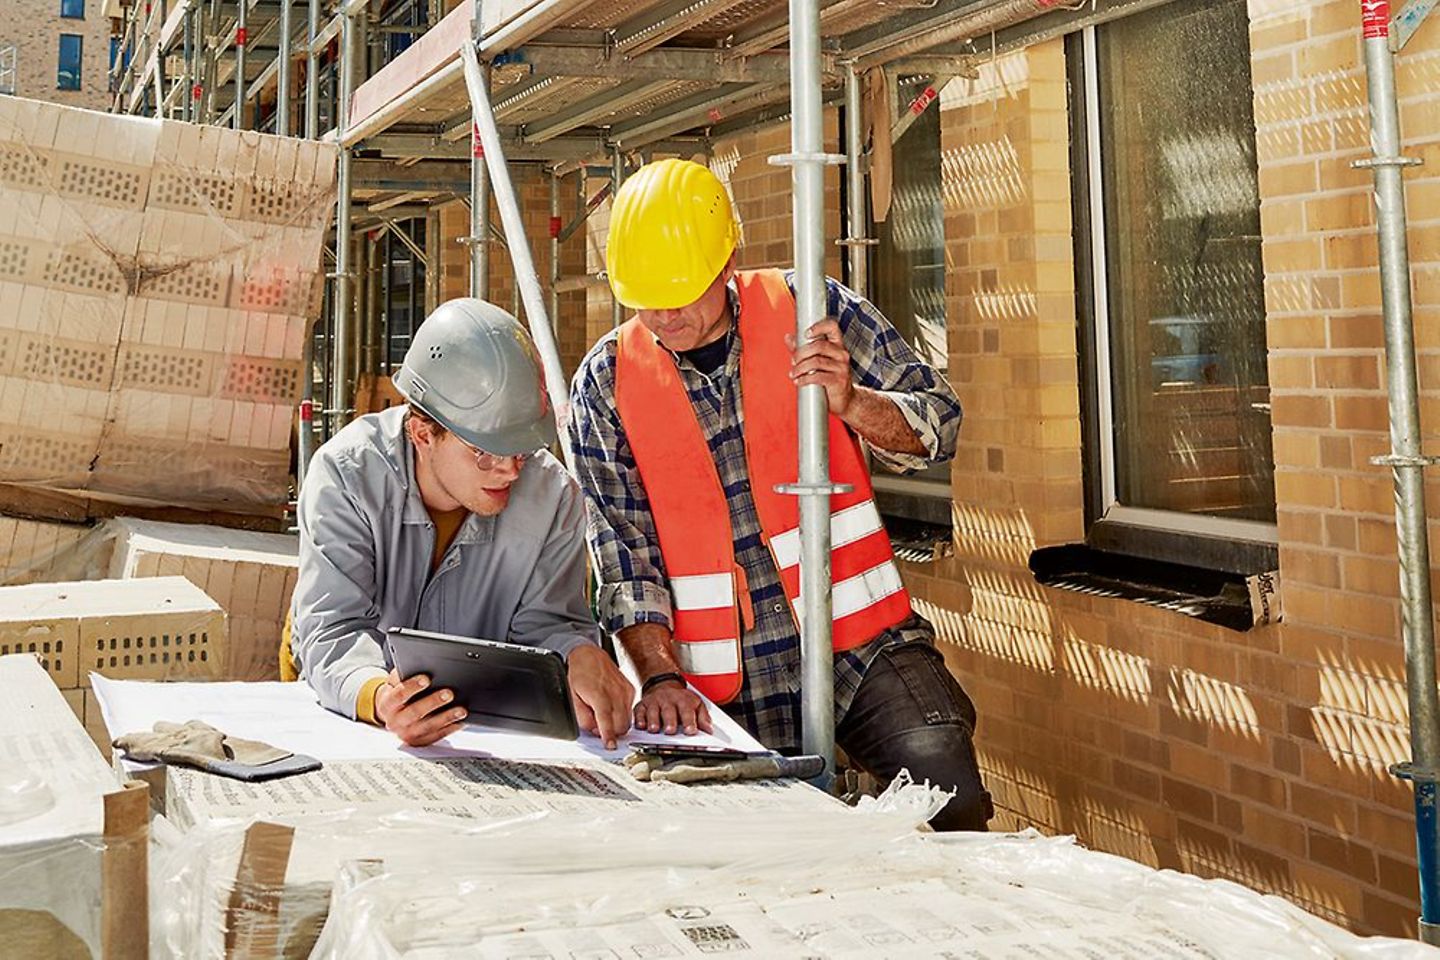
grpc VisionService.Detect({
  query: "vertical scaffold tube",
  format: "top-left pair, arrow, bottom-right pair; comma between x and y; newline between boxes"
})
549,170 -> 561,338
1359,0 -> 1440,944
305,0 -> 319,138
234,0 -> 247,129
785,0 -> 837,772
470,63 -> 492,300
844,62 -> 868,297
277,0 -> 293,136
611,145 -> 625,329
328,9 -> 358,437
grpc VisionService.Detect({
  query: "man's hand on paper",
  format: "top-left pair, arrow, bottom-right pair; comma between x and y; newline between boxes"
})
567,644 -> 635,750
374,669 -> 468,747
635,681 -> 713,738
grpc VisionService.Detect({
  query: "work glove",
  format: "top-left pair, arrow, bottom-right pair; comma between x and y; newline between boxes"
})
113,720 -> 321,781
623,750 -> 825,784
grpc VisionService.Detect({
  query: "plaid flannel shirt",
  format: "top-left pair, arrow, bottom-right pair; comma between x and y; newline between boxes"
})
567,273 -> 962,753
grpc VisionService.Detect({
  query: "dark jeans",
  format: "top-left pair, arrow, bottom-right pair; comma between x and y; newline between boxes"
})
836,641 -> 994,831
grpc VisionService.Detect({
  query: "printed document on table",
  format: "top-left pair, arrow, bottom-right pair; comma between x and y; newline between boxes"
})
90,672 -> 765,770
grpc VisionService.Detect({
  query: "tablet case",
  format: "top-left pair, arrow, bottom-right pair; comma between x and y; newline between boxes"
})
386,628 -> 580,740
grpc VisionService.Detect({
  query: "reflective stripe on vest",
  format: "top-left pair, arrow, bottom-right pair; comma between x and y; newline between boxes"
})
613,268 -> 912,706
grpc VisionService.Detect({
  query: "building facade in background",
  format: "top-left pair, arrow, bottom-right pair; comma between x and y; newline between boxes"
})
0,0 -> 116,109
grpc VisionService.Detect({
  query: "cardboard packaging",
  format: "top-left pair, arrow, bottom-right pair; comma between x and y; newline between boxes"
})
107,518 -> 296,680
0,576 -> 226,689
0,514 -> 111,586
0,654 -> 149,960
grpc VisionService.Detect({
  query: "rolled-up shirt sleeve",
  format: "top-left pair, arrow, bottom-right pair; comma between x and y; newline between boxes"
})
567,342 -> 675,635
507,475 -> 602,658
824,276 -> 962,473
291,450 -> 390,719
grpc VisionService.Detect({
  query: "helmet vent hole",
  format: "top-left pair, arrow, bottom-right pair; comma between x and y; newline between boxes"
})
429,346 -> 443,360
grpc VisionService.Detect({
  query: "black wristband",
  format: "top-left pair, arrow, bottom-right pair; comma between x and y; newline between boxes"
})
641,671 -> 686,695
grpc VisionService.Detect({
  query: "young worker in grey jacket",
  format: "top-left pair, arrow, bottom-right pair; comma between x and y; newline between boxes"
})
287,299 -> 634,748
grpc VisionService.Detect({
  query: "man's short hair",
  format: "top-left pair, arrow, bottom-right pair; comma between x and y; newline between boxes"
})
406,403 -> 447,437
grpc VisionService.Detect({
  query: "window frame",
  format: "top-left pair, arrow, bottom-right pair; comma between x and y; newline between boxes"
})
860,75 -> 955,521
1068,16 -> 1278,574
60,0 -> 85,18
57,33 -> 83,90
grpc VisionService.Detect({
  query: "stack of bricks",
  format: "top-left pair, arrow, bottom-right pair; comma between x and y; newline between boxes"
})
107,517 -> 298,681
0,576 -> 227,757
0,97 -> 336,518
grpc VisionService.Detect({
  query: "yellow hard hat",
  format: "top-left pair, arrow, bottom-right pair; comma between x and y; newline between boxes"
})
606,158 -> 740,310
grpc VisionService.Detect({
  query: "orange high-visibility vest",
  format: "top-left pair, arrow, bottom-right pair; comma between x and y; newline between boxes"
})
614,268 -> 912,704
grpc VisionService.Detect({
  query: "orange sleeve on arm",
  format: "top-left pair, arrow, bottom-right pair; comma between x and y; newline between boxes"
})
355,676 -> 387,726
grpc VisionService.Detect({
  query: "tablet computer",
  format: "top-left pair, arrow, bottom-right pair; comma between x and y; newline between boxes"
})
386,627 -> 579,740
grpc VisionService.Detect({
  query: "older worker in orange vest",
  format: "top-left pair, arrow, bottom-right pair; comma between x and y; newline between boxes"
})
568,159 -> 991,830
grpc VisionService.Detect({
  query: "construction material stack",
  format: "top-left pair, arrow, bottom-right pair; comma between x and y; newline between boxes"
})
107,518 -> 297,680
0,576 -> 226,756
0,97 -> 336,520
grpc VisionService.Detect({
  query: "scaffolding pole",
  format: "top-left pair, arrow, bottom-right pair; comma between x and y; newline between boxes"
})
425,209 -> 441,315
611,144 -> 625,329
278,0 -> 294,136
235,0 -> 248,130
1359,0 -> 1440,944
549,170 -> 561,333
328,7 -> 359,438
775,0 -> 843,774
470,61 -> 492,299
181,7 -> 193,122
460,38 -> 574,467
842,62 -> 869,297
305,0 -> 320,138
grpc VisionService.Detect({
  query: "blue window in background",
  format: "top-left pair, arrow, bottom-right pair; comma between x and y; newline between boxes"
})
61,0 -> 84,18
57,34 -> 82,90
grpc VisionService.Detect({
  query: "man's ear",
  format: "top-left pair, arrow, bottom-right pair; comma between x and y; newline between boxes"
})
405,415 -> 434,452
721,251 -> 738,283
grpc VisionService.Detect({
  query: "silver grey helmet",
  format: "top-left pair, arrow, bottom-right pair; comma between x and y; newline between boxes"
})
392,299 -> 557,456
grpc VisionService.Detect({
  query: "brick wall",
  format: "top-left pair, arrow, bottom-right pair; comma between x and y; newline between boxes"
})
878,2 -> 1440,939
1,0 -> 114,110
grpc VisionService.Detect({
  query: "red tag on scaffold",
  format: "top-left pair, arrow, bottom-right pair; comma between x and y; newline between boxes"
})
300,400 -> 314,423
707,108 -> 725,123
1362,0 -> 1390,38
908,85 -> 938,116
472,124 -> 484,158
236,27 -> 247,46
192,83 -> 202,100
548,216 -> 562,238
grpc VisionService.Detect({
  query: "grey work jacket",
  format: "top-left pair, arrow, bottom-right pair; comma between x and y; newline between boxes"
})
291,406 -> 599,719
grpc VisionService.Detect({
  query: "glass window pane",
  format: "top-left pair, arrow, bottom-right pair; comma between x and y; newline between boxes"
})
872,86 -> 951,489
1097,0 -> 1274,523
60,0 -> 85,18
874,87 -> 947,376
57,34 -> 83,90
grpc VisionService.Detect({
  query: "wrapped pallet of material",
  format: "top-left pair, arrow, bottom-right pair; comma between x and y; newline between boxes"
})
107,517 -> 296,680
0,514 -> 112,586
150,775 -> 934,959
0,97 -> 336,519
0,576 -> 226,695
0,654 -> 150,959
